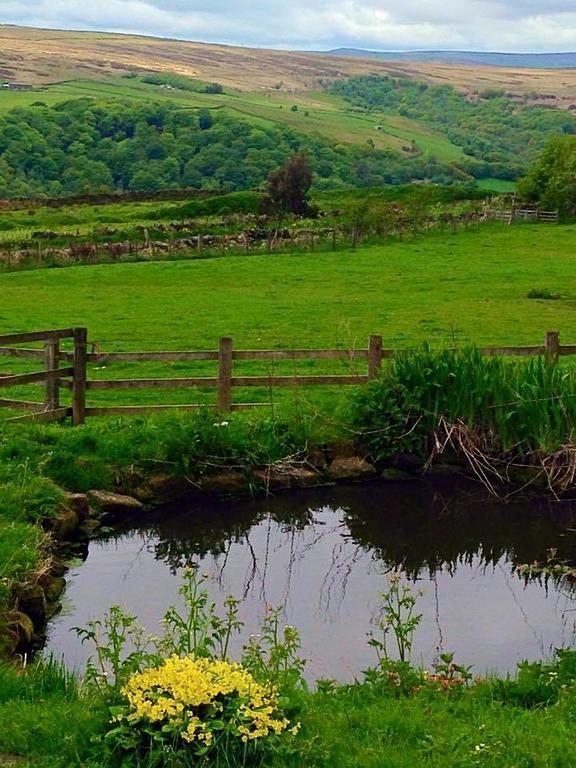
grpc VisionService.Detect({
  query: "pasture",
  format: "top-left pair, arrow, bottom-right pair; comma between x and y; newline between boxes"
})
1,223 -> 575,411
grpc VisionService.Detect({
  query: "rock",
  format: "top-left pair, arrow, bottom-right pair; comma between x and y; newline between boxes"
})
78,519 -> 102,538
288,467 -> 326,488
251,469 -> 292,492
199,472 -> 249,496
381,467 -> 417,481
3,611 -> 34,648
508,465 -> 549,490
15,585 -> 47,629
64,492 -> 90,522
327,457 -> 376,481
306,449 -> 328,470
51,506 -> 80,540
49,557 -> 67,578
87,490 -> 144,520
425,464 -> 461,477
137,474 -> 195,503
38,574 -> 66,603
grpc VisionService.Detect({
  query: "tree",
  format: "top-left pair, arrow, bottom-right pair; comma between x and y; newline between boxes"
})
263,152 -> 314,218
517,135 -> 576,218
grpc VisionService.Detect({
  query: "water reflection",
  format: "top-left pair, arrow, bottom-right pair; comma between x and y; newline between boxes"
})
47,478 -> 576,680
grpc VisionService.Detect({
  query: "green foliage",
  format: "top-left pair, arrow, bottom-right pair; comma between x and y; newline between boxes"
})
517,135 -> 576,217
350,348 -> 576,460
0,98 -> 466,199
491,649 -> 576,708
366,575 -> 422,664
74,570 -> 302,767
332,75 -> 576,180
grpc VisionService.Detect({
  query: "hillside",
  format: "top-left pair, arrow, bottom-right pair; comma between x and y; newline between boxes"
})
1,24 -> 576,106
331,49 -> 576,70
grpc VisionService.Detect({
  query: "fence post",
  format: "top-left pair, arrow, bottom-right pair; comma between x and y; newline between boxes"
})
217,336 -> 233,412
44,337 -> 60,412
368,335 -> 383,380
72,327 -> 88,426
351,227 -> 358,250
545,330 -> 560,363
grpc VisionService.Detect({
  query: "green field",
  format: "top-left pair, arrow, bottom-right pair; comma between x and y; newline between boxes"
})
2,224 -> 573,348
1,223 -> 575,410
0,76 -> 468,162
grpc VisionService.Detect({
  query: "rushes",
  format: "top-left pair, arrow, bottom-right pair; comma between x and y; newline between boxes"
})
352,347 -> 576,465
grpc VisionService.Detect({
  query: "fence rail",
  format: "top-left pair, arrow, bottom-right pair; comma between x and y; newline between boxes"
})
0,328 -> 570,425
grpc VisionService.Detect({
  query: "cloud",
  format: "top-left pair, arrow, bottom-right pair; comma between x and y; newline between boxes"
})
2,0 -> 576,51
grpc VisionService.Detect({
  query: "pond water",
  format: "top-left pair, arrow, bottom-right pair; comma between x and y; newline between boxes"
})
46,478 -> 576,681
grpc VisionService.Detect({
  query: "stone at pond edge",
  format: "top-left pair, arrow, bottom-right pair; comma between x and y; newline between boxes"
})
51,506 -> 80,540
394,453 -> 425,472
15,585 -> 47,629
327,439 -> 360,460
1,612 -> 34,652
424,464 -> 462,477
381,467 -> 417,481
327,457 -> 376,481
87,490 -> 145,519
38,574 -> 66,603
64,492 -> 90,522
507,465 -> 550,491
251,469 -> 292,492
135,474 -> 195,503
306,449 -> 328,470
199,472 -> 249,495
288,467 -> 326,488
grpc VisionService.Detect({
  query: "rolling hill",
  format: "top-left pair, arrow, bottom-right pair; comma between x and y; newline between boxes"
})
1,24 -> 575,106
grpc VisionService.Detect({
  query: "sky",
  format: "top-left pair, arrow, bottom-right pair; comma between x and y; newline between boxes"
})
2,0 -> 576,52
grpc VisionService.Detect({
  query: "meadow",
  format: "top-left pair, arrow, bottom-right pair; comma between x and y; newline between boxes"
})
1,223 -> 573,350
0,221 -> 573,411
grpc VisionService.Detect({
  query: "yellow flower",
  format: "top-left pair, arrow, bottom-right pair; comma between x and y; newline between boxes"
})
116,655 -> 292,746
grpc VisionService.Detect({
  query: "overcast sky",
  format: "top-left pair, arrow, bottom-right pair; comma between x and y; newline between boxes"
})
2,0 -> 576,52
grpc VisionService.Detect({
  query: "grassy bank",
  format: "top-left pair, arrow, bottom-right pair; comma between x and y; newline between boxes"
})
2,574 -> 576,768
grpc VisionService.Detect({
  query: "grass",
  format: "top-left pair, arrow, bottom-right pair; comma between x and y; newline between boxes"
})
1,222 -> 574,409
0,224 -> 574,349
3,640 -> 576,766
476,177 -> 517,193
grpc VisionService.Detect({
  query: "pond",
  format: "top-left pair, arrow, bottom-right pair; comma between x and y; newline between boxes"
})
46,478 -> 576,682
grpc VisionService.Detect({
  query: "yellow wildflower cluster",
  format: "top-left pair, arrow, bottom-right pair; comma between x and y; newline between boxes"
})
119,655 -> 293,746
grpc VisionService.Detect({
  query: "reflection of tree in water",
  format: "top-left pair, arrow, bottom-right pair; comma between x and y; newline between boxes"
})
148,495 -> 317,573
130,479 -> 576,597
338,481 -> 576,582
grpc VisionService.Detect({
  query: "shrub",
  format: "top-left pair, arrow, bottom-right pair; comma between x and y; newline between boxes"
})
527,288 -> 561,300
107,655 -> 295,764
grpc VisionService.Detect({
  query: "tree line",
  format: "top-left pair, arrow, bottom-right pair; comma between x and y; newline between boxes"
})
331,75 -> 576,181
0,98 -> 467,199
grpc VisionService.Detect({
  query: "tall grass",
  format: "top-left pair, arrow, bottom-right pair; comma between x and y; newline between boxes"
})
351,348 -> 576,460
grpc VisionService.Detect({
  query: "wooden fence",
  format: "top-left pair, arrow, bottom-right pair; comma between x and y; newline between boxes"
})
488,208 -> 559,224
0,329 -> 570,426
